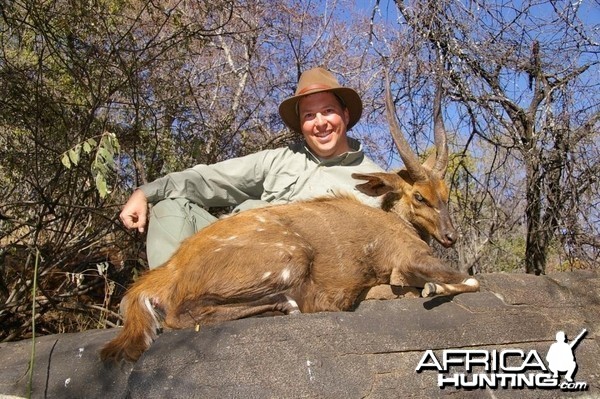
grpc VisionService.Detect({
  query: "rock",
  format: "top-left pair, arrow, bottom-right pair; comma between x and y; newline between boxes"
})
1,271 -> 598,398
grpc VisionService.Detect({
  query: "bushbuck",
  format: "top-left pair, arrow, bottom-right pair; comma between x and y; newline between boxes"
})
100,80 -> 479,363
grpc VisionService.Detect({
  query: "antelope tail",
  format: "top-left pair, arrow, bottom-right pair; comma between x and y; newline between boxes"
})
100,285 -> 162,363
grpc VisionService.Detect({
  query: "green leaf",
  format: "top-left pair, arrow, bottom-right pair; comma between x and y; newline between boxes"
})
68,145 -> 81,165
61,153 -> 71,169
107,133 -> 120,152
97,146 -> 114,166
95,173 -> 108,198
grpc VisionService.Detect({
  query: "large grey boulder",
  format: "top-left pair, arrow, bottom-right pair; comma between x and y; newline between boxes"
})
1,271 -> 598,398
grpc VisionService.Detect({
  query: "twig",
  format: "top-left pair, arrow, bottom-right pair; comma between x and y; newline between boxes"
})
27,248 -> 40,399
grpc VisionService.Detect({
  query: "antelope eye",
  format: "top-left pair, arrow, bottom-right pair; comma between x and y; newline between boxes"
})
414,192 -> 424,202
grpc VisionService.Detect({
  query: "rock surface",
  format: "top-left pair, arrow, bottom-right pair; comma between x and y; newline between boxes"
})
1,271 -> 598,398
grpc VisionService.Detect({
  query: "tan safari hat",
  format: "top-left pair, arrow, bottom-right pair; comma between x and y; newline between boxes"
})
279,67 -> 363,133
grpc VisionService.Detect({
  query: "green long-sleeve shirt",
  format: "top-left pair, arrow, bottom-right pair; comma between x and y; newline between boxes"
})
139,138 -> 385,210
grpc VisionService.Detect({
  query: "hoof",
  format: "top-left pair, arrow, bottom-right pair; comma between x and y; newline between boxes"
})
422,282 -> 437,297
283,295 -> 301,315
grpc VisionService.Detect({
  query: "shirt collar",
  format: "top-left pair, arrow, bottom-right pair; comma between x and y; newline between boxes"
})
302,137 -> 364,166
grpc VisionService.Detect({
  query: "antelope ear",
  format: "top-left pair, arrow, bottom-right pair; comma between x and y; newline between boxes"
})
352,173 -> 403,197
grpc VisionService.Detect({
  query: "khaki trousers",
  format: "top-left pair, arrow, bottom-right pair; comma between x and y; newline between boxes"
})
146,198 -> 217,268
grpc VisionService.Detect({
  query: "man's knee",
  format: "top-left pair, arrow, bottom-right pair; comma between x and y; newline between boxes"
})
146,198 -> 216,268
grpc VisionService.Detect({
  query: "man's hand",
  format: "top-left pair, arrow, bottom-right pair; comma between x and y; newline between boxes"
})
120,189 -> 148,233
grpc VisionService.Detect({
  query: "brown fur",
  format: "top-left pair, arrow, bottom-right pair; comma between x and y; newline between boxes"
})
100,172 -> 479,363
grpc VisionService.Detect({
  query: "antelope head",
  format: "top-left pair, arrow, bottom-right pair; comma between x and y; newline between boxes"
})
354,77 -> 456,247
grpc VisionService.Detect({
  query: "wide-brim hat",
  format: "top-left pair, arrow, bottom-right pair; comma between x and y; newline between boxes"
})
279,67 -> 362,133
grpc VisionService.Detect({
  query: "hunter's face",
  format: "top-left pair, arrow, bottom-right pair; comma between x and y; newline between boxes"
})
298,92 -> 351,159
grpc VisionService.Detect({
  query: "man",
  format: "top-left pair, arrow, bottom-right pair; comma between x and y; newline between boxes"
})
120,67 -> 384,268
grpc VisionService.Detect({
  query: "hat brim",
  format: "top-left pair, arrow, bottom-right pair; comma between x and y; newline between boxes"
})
278,87 -> 362,133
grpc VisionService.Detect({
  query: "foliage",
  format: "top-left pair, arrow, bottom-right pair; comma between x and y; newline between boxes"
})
61,133 -> 121,198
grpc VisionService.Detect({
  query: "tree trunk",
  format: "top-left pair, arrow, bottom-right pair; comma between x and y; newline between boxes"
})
524,156 -> 547,275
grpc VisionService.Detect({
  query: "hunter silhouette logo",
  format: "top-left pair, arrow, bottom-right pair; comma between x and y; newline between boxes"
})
546,329 -> 586,383
415,328 -> 589,391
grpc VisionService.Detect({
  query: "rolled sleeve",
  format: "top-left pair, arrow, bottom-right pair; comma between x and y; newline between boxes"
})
139,151 -> 270,207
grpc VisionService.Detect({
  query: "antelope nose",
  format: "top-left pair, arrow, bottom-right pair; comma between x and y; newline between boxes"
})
445,231 -> 457,245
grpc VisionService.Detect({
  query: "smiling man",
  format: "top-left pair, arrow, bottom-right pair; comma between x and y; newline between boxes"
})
279,68 -> 360,159
297,92 -> 352,157
120,67 -> 384,268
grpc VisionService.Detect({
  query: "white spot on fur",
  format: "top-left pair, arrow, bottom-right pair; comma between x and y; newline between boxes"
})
142,296 -> 161,346
256,228 -> 265,232
143,296 -> 154,314
275,243 -> 284,247
281,268 -> 291,282
214,247 -> 222,252
256,215 -> 267,223
363,241 -> 376,255
262,271 -> 272,280
225,236 -> 238,241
